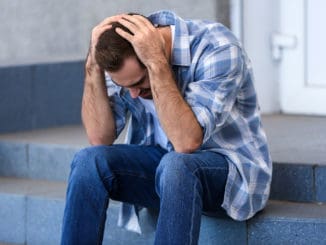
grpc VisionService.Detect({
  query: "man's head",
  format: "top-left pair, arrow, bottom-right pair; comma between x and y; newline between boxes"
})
109,55 -> 152,99
95,16 -> 152,99
95,21 -> 144,72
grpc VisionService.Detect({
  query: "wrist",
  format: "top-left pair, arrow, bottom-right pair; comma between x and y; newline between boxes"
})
146,57 -> 170,73
85,56 -> 102,76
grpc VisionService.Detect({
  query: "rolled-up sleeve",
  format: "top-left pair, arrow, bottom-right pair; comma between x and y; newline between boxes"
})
185,44 -> 245,144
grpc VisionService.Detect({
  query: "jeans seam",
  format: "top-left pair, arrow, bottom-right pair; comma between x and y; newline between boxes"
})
189,179 -> 199,245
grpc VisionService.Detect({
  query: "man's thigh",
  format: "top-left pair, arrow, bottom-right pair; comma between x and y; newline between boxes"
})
157,150 -> 229,212
95,144 -> 167,209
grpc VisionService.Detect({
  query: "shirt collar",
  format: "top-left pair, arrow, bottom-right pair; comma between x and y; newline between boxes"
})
148,10 -> 191,66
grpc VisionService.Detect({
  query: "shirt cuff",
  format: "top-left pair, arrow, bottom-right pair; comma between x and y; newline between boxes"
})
191,106 -> 215,144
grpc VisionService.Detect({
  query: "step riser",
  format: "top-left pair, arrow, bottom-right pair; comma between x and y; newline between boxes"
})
2,193 -> 326,245
1,177 -> 326,245
248,219 -> 326,244
0,141 -> 79,181
27,197 -> 65,245
0,194 -> 246,245
270,163 -> 326,203
0,194 -> 25,244
1,141 -> 326,203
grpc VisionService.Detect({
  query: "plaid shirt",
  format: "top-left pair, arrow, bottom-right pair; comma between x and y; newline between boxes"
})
105,10 -> 272,231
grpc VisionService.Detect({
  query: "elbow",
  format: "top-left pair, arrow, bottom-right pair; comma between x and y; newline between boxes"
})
173,126 -> 204,153
173,137 -> 203,154
88,134 -> 115,146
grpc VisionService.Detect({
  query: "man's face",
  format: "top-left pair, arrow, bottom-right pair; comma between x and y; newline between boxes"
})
108,56 -> 152,99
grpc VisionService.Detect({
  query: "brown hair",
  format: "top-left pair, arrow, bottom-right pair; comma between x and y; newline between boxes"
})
95,14 -> 147,72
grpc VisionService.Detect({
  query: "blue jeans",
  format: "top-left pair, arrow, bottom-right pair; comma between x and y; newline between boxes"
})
61,144 -> 228,245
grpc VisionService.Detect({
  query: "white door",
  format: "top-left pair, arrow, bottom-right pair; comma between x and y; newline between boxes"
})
279,0 -> 326,115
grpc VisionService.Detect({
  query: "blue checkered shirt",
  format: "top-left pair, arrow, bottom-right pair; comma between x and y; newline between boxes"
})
105,10 -> 272,231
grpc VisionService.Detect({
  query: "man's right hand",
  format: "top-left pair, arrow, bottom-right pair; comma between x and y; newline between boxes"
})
86,15 -> 123,71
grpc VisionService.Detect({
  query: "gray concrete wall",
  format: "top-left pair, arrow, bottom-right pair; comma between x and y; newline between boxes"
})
0,0 -> 229,67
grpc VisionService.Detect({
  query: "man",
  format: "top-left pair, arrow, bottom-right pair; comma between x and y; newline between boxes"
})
61,10 -> 272,245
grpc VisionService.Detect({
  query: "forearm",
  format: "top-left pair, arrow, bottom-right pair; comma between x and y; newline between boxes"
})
148,61 -> 203,153
82,57 -> 116,145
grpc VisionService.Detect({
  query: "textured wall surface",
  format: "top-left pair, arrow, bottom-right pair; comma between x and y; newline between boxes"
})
0,61 -> 84,132
0,0 -> 230,67
0,0 -> 231,133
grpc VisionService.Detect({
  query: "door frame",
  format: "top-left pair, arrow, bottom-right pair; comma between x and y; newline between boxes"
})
230,0 -> 280,114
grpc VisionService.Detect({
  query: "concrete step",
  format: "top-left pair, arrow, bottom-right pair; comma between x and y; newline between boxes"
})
0,177 -> 65,244
262,114 -> 326,203
0,125 -> 116,182
0,139 -> 79,182
270,162 -> 326,203
0,242 -> 24,245
1,114 -> 326,203
0,177 -> 326,245
0,177 -> 244,245
248,201 -> 326,244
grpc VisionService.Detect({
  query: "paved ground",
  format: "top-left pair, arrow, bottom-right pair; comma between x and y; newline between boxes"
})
0,114 -> 325,165
262,114 -> 326,165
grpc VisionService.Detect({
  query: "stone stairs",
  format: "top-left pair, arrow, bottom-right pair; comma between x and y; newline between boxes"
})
1,56 -> 326,245
1,115 -> 326,244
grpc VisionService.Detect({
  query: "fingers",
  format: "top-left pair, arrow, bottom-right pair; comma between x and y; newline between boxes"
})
115,26 -> 133,42
92,14 -> 125,42
88,14 -> 128,64
92,14 -> 139,41
115,14 -> 154,42
98,14 -> 123,28
95,13 -> 150,32
97,24 -> 112,33
119,14 -> 154,30
91,24 -> 112,43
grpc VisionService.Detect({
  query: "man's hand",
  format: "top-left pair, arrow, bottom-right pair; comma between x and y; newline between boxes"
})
115,14 -> 167,68
86,15 -> 123,70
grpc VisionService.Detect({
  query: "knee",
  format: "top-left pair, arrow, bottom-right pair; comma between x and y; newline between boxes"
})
157,151 -> 189,174
155,152 -> 195,194
69,146 -> 111,184
72,146 -> 106,170
66,146 -> 114,201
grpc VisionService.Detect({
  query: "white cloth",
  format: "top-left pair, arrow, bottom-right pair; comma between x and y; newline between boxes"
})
138,97 -> 168,150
